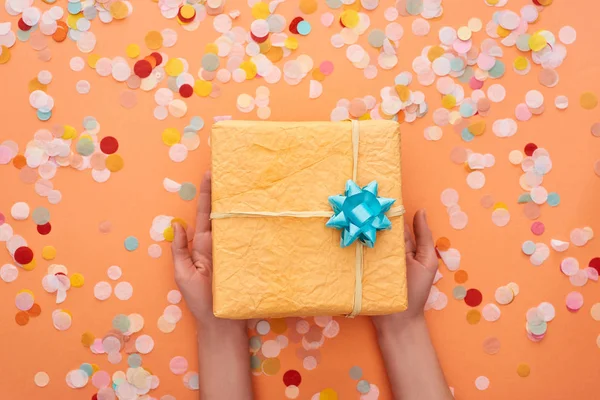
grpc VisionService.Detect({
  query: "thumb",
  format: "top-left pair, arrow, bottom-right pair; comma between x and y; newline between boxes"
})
413,210 -> 437,270
171,223 -> 195,284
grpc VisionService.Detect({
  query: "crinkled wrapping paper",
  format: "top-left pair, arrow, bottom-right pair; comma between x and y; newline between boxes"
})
211,120 -> 407,319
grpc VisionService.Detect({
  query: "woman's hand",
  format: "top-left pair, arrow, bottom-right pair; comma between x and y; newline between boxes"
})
370,210 -> 452,400
372,209 -> 439,333
170,172 -> 253,400
170,172 -> 246,335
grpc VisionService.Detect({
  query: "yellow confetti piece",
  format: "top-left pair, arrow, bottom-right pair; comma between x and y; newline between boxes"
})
70,273 -> 85,288
259,39 -> 272,54
22,260 -> 36,271
496,25 -> 511,38
171,218 -> 188,230
105,154 -> 124,172
193,80 -> 212,97
91,364 -> 100,374
284,37 -> 298,50
528,33 -> 547,52
469,121 -> 486,136
312,69 -> 325,82
395,85 -> 410,102
319,388 -> 338,400
265,46 -> 283,62
163,227 -> 174,242
18,289 -> 34,297
467,309 -> 481,324
358,113 -> 372,121
42,246 -> 56,260
513,56 -> 528,71
126,44 -> 140,58
28,78 -> 47,93
427,45 -> 445,62
87,54 -> 100,68
0,45 -> 11,64
240,60 -> 258,79
62,125 -> 77,139
162,128 -> 181,146
251,2 -> 270,19
66,13 -> 84,30
340,10 -> 359,28
493,202 -> 508,210
580,92 -> 598,110
486,0 -> 499,4
517,363 -> 531,377
165,58 -> 184,76
145,31 -> 163,50
442,95 -> 456,109
110,1 -> 129,19
299,0 -> 317,14
81,332 -> 95,347
205,43 -> 218,54
179,4 -> 195,19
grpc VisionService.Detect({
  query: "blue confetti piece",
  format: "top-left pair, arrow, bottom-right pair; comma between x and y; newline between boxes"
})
37,110 -> 52,121
297,21 -> 312,36
547,192 -> 560,207
124,236 -> 139,251
461,128 -> 475,142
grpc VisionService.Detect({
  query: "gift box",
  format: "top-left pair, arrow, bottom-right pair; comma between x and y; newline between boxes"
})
210,120 -> 407,319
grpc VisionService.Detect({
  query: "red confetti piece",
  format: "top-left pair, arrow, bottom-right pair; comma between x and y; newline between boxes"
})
133,60 -> 152,78
100,136 -> 119,154
464,288 -> 483,307
524,143 -> 537,156
150,52 -> 163,66
14,246 -> 34,265
18,19 -> 31,32
283,369 -> 301,387
289,17 -> 303,34
179,84 -> 193,98
251,32 -> 269,43
37,222 -> 51,235
589,257 -> 600,274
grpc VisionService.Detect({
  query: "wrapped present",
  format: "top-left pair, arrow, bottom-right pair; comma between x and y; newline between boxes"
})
210,120 -> 407,319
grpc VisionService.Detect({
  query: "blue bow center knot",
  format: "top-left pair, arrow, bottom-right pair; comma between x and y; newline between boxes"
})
326,180 -> 395,248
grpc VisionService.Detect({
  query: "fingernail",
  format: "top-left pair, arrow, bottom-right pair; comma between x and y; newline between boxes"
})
173,223 -> 179,233
422,209 -> 427,219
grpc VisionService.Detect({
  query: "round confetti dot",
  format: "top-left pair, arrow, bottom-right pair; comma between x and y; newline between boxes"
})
283,369 -> 302,386
466,309 -> 481,324
531,222 -> 545,235
464,288 -> 483,307
124,236 -> 139,251
179,183 -> 197,201
580,92 -> 598,110
94,281 -> 112,300
349,366 -> 363,380
170,356 -> 188,375
34,372 -> 50,387
475,376 -> 490,390
11,202 -> 30,220
15,247 -> 34,265
482,337 -> 501,355
516,363 -> 531,377
100,137 -> 119,154
41,246 -> 56,260
566,291 -> 584,311
115,281 -> 133,300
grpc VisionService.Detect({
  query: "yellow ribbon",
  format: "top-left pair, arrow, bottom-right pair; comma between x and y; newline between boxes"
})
211,120 -> 405,317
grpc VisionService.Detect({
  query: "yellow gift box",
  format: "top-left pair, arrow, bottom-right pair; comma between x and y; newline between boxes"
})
210,120 -> 407,319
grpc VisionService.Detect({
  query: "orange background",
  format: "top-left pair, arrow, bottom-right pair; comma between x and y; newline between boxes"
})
1,0 -> 600,399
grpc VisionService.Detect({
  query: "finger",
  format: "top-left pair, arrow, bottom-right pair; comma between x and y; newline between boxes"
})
196,171 -> 212,234
171,223 -> 196,283
404,221 -> 417,258
413,209 -> 437,268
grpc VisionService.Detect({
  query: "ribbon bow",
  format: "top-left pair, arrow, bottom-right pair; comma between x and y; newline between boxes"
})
326,180 -> 395,248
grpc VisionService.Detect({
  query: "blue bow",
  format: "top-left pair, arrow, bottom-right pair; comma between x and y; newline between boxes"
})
326,180 -> 395,248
